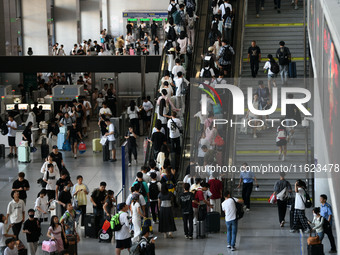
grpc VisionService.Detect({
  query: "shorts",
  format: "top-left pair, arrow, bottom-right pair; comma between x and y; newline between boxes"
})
116,238 -> 132,249
8,136 -> 16,147
108,140 -> 116,150
276,139 -> 287,147
268,74 -> 277,80
70,136 -> 79,145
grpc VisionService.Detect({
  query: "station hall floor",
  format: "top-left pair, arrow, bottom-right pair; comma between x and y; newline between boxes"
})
0,131 -> 336,255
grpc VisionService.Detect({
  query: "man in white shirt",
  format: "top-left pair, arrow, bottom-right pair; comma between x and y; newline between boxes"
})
168,0 -> 179,13
99,102 -> 112,118
115,203 -> 132,255
221,191 -> 243,251
219,0 -> 233,18
167,112 -> 182,156
43,164 -> 57,201
0,219 -> 15,253
290,180 -> 310,233
174,71 -> 189,112
142,96 -> 154,135
7,115 -> 17,158
172,58 -> 186,79
6,191 -> 25,240
104,118 -> 116,162
4,238 -> 18,255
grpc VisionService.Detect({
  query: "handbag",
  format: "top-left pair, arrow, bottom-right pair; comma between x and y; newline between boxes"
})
78,142 -> 86,154
214,134 -> 225,146
276,187 -> 287,201
269,192 -> 277,204
307,232 -> 321,245
62,140 -> 72,151
42,240 -> 57,252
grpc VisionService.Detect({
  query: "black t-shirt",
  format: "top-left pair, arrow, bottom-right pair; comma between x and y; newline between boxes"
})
58,190 -> 72,205
126,23 -> 133,33
126,131 -> 137,147
12,179 -> 30,200
180,192 -> 194,214
23,219 -> 41,242
56,178 -> 69,193
91,189 -> 107,210
69,126 -> 81,140
248,46 -> 261,61
153,40 -> 159,49
23,128 -> 32,144
77,49 -> 85,55
50,152 -> 63,171
151,131 -> 166,152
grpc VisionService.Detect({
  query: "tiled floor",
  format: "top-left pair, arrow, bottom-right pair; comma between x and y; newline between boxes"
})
0,124 -> 336,255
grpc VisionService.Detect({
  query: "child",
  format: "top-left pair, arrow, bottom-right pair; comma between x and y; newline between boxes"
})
34,189 -> 49,222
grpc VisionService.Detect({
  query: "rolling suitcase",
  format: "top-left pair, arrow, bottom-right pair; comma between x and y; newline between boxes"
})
205,212 -> 220,233
289,62 -> 297,78
41,138 -> 49,160
0,144 -> 5,158
102,143 -> 110,161
84,214 -> 97,238
196,220 -> 206,239
18,146 -> 30,163
93,131 -> 102,152
57,133 -> 67,150
307,244 -> 324,255
65,235 -> 78,255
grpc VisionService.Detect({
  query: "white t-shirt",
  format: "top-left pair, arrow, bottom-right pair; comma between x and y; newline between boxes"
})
222,197 -> 238,222
200,67 -> 215,77
7,121 -> 17,137
115,211 -> 131,240
147,170 -> 161,182
44,170 -> 57,191
127,106 -> 139,119
143,101 -> 154,117
168,3 -> 178,12
295,188 -> 306,210
167,118 -> 182,139
35,196 -> 49,218
131,202 -> 141,220
40,161 -> 59,175
83,101 -> 92,116
219,3 -> 233,17
96,98 -> 105,108
172,65 -> 186,78
126,193 -> 146,206
152,127 -> 165,135
263,61 -> 275,75
198,137 -> 210,157
0,222 -> 5,247
107,123 -> 115,141
4,247 -> 18,255
7,199 -> 25,224
99,107 -> 112,116
174,77 -> 189,96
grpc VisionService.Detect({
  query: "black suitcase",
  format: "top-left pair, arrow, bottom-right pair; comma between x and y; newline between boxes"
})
0,144 -> 5,158
307,244 -> 324,255
84,214 -> 97,238
289,62 -> 297,78
196,220 -> 206,239
205,211 -> 220,233
103,144 -> 110,161
65,235 -> 78,255
41,144 -> 49,160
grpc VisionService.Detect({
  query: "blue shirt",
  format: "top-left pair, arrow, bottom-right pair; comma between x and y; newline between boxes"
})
320,202 -> 333,225
240,171 -> 255,184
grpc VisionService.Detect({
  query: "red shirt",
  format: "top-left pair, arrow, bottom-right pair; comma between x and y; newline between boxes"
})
208,178 -> 222,199
192,189 -> 205,208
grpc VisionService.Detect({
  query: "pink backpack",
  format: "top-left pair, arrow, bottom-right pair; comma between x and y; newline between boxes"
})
42,240 -> 57,253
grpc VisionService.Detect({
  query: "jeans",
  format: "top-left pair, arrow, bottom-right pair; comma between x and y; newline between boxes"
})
28,242 -> 38,255
324,225 -> 337,251
12,222 -> 22,239
242,182 -> 253,209
150,201 -> 159,222
277,199 -> 287,223
79,205 -> 86,226
226,219 -> 238,247
255,0 -> 265,14
182,213 -> 193,237
279,64 -> 289,84
274,0 -> 281,8
250,60 -> 259,77
317,232 -> 324,242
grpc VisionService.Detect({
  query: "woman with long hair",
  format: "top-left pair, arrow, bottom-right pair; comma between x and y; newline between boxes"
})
158,183 -> 176,238
127,100 -> 140,136
246,94 -> 260,138
156,144 -> 169,170
47,215 -> 66,254
131,194 -> 145,242
103,190 -> 116,220
263,54 -> 278,93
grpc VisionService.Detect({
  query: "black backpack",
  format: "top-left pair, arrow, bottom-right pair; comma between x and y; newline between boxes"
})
170,3 -> 177,15
168,26 -> 177,41
181,80 -> 189,95
302,188 -> 312,208
223,5 -> 231,20
202,68 -> 212,78
278,47 -> 290,65
135,181 -> 147,197
1,122 -> 8,135
149,182 -> 160,200
231,198 -> 244,220
212,20 -> 218,32
270,61 -> 280,74
222,45 -> 233,62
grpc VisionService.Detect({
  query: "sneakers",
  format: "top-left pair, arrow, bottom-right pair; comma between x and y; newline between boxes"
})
128,163 -> 131,167
291,0 -> 295,5
280,221 -> 285,227
134,159 -> 138,164
74,154 -> 77,159
278,154 -> 282,160
185,235 -> 189,239
253,134 -> 257,138
282,155 -> 285,161
189,236 -> 193,240
7,153 -> 13,158
110,159 -> 117,162
261,7 -> 264,10
227,245 -> 231,249
14,154 -> 17,158
289,229 -> 297,233
256,14 -> 260,18
231,247 -> 236,251
246,208 -> 250,212
304,229 -> 310,234
278,9 -> 281,13
274,5 -> 277,9
294,5 -> 299,9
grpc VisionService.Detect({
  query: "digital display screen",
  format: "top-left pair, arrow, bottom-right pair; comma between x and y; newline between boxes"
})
18,104 -> 28,110
30,104 -> 52,110
140,18 -> 150,21
6,104 -> 15,110
128,18 -> 137,21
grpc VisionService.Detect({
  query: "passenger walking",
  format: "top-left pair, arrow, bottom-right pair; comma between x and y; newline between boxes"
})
263,54 -> 278,92
153,36 -> 160,55
221,191 -> 243,251
34,189 -> 49,222
217,40 -> 235,77
125,127 -> 137,167
148,172 -> 161,224
11,172 -> 30,204
247,40 -> 261,78
103,190 -> 115,220
285,94 -> 301,145
274,0 -> 281,13
255,0 -> 265,18
274,172 -> 292,227
276,120 -> 288,161
208,173 -> 223,213
22,209 -> 40,255
104,118 -> 117,162
60,203 -> 77,236
307,207 -> 324,241
245,94 -> 260,138
158,183 -> 176,238
115,203 -> 132,255
179,183 -> 194,240
320,194 -> 337,253
0,214 -> 16,253
71,175 -> 89,227
127,100 -> 140,136
66,121 -> 83,159
237,163 -> 258,211
46,215 -> 66,254
290,180 -> 310,233
276,41 -> 291,85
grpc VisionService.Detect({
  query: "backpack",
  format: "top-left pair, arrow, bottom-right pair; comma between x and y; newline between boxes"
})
278,47 -> 290,65
149,182 -> 160,200
135,181 -> 147,197
222,45 -> 233,62
187,0 -> 195,9
202,68 -> 212,78
180,79 -> 189,95
211,20 -> 218,32
225,16 -> 232,29
170,3 -> 177,15
129,238 -> 145,255
302,188 -> 312,208
231,198 -> 244,220
172,10 -> 181,25
1,122 -> 8,135
162,175 -> 175,192
270,61 -> 280,74
277,128 -> 287,139
113,124 -> 119,139
110,212 -> 123,232
168,26 -> 177,41
187,16 -> 195,30
223,5 -> 231,20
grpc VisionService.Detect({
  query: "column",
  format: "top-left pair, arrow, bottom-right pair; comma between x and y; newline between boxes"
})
80,0 -> 100,44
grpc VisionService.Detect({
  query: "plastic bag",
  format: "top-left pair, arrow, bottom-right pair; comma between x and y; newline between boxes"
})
268,192 -> 277,204
62,140 -> 72,151
78,142 -> 86,154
